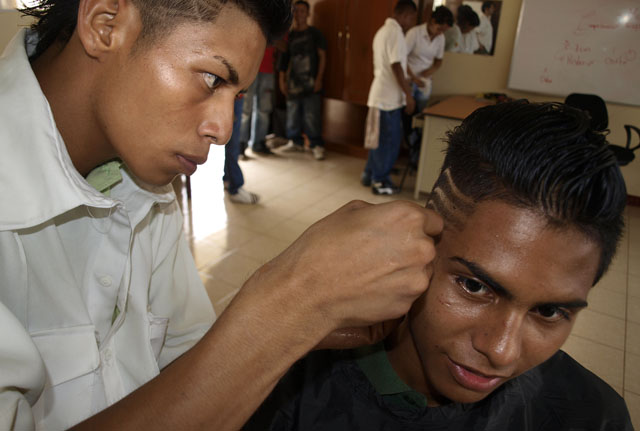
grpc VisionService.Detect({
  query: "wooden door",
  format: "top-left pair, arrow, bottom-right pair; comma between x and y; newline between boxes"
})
342,0 -> 395,105
308,0 -> 347,100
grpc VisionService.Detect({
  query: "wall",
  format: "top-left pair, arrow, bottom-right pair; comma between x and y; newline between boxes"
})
0,9 -> 30,50
431,0 -> 640,197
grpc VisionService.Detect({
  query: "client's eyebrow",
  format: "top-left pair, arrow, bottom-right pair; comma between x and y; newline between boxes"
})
214,55 -> 239,85
451,256 -> 589,309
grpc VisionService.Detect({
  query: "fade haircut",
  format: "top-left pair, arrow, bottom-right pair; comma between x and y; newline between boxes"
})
428,100 -> 627,285
22,0 -> 292,59
431,5 -> 453,27
394,0 -> 417,15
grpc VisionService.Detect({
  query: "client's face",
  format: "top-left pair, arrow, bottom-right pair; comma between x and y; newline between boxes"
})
407,200 -> 600,405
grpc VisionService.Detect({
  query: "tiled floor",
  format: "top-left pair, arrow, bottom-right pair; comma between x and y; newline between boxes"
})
174,144 -> 640,427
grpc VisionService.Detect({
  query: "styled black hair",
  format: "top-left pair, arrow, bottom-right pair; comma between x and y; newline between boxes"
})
22,0 -> 292,59
482,1 -> 494,13
456,4 -> 480,28
431,5 -> 454,27
431,100 -> 627,285
394,0 -> 417,15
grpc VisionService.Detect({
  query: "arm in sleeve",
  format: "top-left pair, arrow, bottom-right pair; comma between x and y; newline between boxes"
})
0,300 -> 45,430
147,201 -> 215,369
386,27 -> 407,66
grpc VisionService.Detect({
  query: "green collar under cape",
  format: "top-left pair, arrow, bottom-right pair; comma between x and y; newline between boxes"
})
85,160 -> 123,197
354,343 -> 428,411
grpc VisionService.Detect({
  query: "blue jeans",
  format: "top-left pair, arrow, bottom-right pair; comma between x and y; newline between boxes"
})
224,98 -> 245,194
286,92 -> 324,148
241,72 -> 274,150
407,82 -> 432,150
364,108 -> 404,184
412,81 -> 431,114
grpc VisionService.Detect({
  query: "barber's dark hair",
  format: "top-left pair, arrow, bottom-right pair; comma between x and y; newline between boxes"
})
394,0 -> 417,15
21,0 -> 292,59
293,0 -> 310,11
432,100 -> 626,285
431,5 -> 453,27
482,1 -> 494,12
457,4 -> 480,27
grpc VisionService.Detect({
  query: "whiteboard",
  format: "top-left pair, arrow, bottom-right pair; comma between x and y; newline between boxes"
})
508,0 -> 640,106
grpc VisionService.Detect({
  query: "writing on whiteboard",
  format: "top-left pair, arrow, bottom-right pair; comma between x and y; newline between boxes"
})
509,0 -> 640,106
553,39 -> 637,68
576,8 -> 640,34
605,49 -> 637,65
539,67 -> 552,84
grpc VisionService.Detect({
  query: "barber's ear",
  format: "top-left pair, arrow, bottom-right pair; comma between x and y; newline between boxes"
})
76,0 -> 138,59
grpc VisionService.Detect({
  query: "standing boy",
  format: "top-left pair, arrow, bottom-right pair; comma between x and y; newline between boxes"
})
362,0 -> 417,195
278,0 -> 327,160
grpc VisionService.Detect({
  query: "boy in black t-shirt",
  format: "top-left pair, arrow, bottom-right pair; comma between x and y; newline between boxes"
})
278,0 -> 327,160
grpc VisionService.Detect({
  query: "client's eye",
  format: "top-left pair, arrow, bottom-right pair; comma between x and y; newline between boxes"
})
532,304 -> 570,322
203,72 -> 223,91
456,276 -> 488,295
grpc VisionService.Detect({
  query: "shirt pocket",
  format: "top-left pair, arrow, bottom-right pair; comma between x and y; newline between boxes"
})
31,325 -> 100,387
147,311 -> 169,360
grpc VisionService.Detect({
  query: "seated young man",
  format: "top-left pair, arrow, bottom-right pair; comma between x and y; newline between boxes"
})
244,101 -> 633,430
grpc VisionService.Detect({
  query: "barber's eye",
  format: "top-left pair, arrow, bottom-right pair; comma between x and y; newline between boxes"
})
203,72 -> 223,91
456,276 -> 487,294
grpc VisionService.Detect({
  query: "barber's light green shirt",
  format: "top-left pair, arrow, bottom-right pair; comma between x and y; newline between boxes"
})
354,343 -> 428,411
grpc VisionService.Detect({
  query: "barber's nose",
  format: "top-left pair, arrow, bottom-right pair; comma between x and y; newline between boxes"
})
197,96 -> 235,146
472,309 -> 524,369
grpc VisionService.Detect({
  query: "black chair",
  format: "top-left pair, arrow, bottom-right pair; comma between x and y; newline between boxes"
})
564,93 -> 639,166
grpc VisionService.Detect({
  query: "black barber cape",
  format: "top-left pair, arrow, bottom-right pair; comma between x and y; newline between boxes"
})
244,344 -> 633,430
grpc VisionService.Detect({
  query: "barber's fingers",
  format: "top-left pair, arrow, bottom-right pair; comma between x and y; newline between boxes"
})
314,318 -> 403,350
422,208 -> 444,237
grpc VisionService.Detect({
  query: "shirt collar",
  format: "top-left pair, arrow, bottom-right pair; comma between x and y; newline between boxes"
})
0,30 -> 174,231
354,343 -> 428,410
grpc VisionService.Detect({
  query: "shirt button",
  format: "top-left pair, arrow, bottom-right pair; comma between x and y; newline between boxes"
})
103,349 -> 113,365
99,276 -> 112,287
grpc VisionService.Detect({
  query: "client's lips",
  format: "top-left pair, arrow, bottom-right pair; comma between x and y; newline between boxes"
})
447,358 -> 505,393
177,154 -> 204,175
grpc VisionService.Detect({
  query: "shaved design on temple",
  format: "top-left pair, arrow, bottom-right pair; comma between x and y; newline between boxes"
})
426,169 -> 475,229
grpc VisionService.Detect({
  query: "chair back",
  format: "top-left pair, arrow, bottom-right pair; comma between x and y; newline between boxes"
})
564,93 -> 609,131
625,125 -> 640,152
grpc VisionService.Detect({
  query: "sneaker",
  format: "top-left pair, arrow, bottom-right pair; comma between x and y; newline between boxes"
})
360,172 -> 371,187
252,145 -> 273,155
281,140 -> 305,152
372,181 -> 399,195
229,188 -> 260,204
312,146 -> 325,160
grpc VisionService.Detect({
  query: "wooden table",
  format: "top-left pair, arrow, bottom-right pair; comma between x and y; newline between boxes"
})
413,96 -> 491,199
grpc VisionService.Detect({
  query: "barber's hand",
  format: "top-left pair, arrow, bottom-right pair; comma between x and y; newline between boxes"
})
315,318 -> 404,350
314,79 -> 323,93
412,77 -> 424,88
279,82 -> 288,98
405,95 -> 416,115
250,200 -> 442,346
